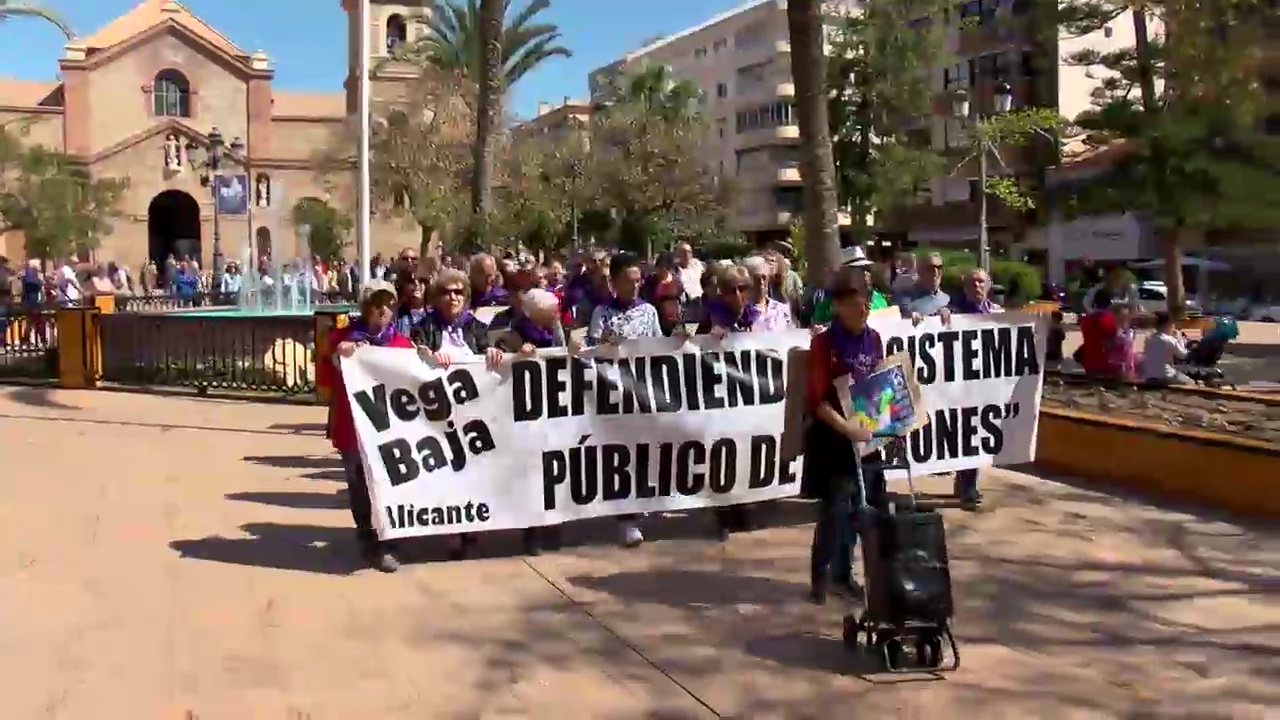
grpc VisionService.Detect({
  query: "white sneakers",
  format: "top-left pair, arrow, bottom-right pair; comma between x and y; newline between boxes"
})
620,522 -> 644,548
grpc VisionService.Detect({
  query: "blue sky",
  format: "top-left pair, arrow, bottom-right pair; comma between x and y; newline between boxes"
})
0,0 -> 750,119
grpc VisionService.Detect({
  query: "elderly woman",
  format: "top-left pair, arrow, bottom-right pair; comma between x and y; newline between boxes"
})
469,254 -> 510,308
393,275 -> 427,336
409,268 -> 506,560
326,282 -> 415,572
696,261 -> 794,541
495,288 -> 572,555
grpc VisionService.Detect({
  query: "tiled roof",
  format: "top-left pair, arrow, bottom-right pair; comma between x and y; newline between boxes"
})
272,92 -> 346,118
79,0 -> 246,57
0,78 -> 62,107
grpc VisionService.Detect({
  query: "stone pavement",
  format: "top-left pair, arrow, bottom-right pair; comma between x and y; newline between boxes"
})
1,387 -> 1276,719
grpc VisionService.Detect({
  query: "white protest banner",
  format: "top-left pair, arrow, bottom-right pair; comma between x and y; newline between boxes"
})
341,331 -> 813,540
871,312 -> 1046,475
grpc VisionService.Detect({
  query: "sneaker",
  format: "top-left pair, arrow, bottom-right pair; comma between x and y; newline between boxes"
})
621,522 -> 644,548
364,545 -> 400,573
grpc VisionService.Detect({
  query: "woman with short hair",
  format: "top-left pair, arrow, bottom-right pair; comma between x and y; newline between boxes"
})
495,288 -> 573,555
326,282 -> 416,572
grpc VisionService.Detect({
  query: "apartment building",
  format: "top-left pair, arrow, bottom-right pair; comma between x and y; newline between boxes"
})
511,97 -> 594,144
588,0 -> 850,244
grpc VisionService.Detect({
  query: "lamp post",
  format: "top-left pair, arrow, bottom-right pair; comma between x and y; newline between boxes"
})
186,126 -> 245,294
952,80 -> 1013,274
356,0 -> 373,287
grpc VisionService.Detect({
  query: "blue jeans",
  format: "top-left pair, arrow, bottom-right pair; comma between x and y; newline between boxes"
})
954,469 -> 979,499
810,458 -> 885,585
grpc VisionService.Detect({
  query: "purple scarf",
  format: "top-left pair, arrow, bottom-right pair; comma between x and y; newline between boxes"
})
829,321 -> 883,383
429,307 -> 474,331
705,299 -> 761,331
472,284 -> 509,308
514,315 -> 558,348
951,294 -> 994,315
345,317 -> 396,346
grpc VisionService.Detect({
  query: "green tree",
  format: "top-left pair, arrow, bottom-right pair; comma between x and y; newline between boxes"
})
0,136 -> 128,260
826,0 -> 951,242
786,0 -> 841,283
290,197 -> 352,262
0,0 -> 74,38
589,68 -> 728,258
492,130 -> 589,253
399,0 -> 571,95
1058,0 -> 1273,315
318,70 -> 474,255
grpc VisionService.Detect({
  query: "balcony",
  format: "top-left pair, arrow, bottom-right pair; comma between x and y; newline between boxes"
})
775,81 -> 795,98
776,165 -> 801,183
737,124 -> 801,149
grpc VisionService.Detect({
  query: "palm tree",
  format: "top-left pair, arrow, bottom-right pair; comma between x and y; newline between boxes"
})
471,0 -> 503,228
404,0 -> 570,95
0,1 -> 74,38
611,64 -> 702,122
785,0 -> 840,284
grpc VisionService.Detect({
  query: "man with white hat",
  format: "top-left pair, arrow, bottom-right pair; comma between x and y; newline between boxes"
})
806,245 -> 888,327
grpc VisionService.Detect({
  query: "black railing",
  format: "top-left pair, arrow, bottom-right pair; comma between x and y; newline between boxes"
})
0,305 -> 59,380
114,291 -> 354,313
99,312 -> 316,395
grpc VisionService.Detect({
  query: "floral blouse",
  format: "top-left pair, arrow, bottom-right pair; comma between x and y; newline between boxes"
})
753,298 -> 793,332
587,302 -> 662,344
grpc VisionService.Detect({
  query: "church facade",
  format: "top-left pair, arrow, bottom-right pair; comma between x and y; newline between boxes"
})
0,0 -> 429,269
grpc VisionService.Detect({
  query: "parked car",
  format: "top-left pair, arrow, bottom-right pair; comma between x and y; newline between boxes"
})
1248,304 -> 1280,322
1135,281 -> 1201,316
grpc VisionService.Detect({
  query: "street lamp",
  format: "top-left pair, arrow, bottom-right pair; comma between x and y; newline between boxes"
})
186,126 -> 245,294
952,80 -> 1013,274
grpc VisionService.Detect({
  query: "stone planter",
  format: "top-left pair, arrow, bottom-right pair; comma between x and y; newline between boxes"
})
1035,407 -> 1280,520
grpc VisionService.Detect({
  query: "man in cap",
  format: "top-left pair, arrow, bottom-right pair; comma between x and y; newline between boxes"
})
806,245 -> 888,327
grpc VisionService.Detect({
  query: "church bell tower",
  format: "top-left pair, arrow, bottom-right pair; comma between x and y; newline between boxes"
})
342,0 -> 431,114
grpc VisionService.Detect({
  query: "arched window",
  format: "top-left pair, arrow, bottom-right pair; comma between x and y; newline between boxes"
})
152,69 -> 191,118
386,14 -> 408,52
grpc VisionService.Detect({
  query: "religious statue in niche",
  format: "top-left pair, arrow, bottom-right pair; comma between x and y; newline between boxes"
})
163,134 -> 183,171
255,174 -> 271,208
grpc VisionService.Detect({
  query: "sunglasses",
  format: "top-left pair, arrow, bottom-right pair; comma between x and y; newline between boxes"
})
440,287 -> 466,297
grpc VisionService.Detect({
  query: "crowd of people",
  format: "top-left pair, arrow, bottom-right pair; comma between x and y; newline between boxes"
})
323,242 -> 1004,599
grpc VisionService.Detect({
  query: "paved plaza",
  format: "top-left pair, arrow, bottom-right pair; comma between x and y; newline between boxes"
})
0,387 -> 1277,719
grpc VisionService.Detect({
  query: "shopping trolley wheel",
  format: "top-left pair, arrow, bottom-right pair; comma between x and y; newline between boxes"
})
876,634 -> 904,671
841,614 -> 862,649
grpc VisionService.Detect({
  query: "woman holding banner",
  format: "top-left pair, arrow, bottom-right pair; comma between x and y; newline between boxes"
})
698,260 -> 794,541
327,282 -> 415,573
587,254 -> 661,548
495,288 -> 575,556
410,269 -> 507,560
801,269 -> 887,605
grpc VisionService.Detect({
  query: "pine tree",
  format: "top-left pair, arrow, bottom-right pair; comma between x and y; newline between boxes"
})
1058,0 -> 1276,315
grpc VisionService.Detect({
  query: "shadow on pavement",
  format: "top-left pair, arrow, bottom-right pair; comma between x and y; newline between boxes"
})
169,522 -> 365,575
267,421 -> 328,435
242,454 -> 342,470
569,568 -> 808,608
2,386 -> 80,410
226,489 -> 349,510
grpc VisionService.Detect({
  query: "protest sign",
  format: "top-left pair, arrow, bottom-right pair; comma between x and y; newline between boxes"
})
874,313 -> 1046,476
341,331 -> 813,539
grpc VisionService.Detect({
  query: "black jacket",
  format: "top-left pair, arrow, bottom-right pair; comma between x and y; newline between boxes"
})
409,313 -> 491,354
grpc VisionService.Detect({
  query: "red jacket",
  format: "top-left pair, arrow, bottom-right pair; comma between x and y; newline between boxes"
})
324,325 -> 413,453
1078,310 -> 1118,376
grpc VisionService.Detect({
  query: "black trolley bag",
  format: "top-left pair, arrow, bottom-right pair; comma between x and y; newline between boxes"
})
841,435 -> 960,673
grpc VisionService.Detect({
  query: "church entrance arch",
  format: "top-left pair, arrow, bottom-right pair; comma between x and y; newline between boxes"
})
147,190 -> 202,268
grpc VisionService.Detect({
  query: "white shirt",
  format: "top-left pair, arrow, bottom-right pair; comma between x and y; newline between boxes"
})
438,326 -> 477,361
1140,331 -> 1188,381
57,265 -> 81,301
676,259 -> 705,300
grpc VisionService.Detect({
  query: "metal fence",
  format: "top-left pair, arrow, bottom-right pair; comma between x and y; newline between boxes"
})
98,312 -> 317,395
115,291 -> 353,313
0,306 -> 59,380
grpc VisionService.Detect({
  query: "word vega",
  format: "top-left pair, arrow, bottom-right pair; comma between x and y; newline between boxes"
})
353,369 -> 497,486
